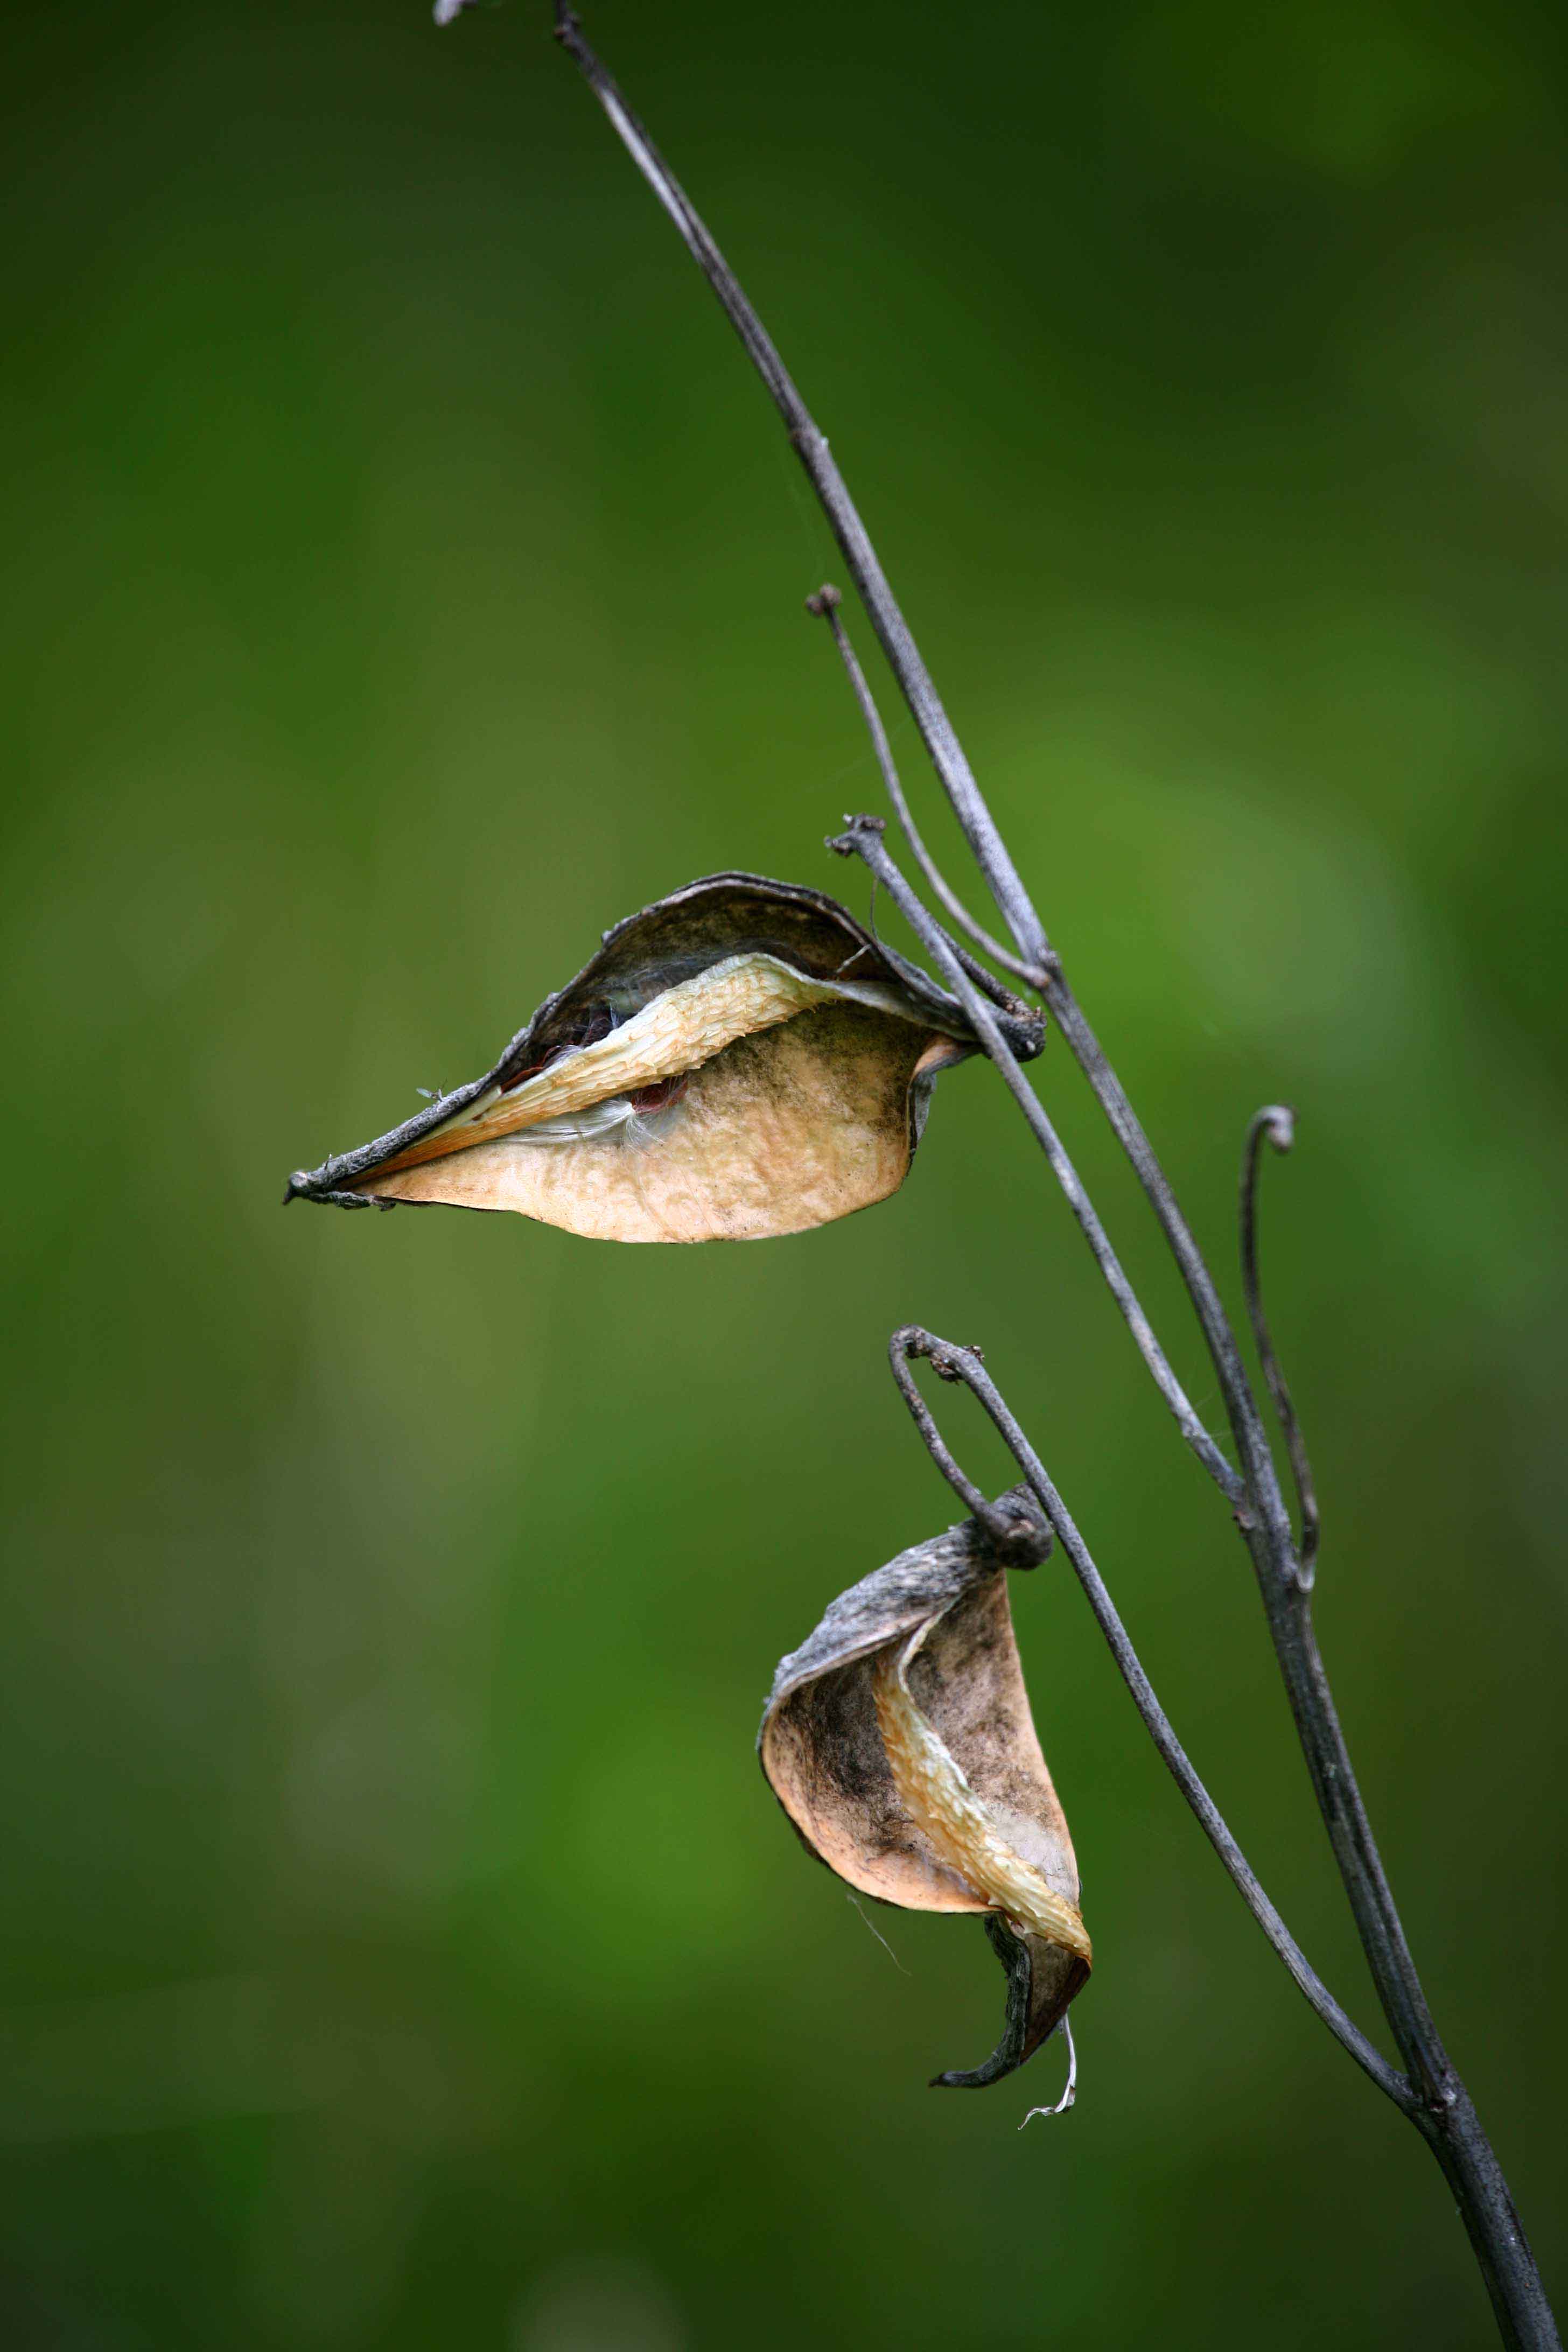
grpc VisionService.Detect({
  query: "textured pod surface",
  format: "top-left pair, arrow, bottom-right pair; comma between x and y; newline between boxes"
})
759,1499 -> 1089,2087
285,874 -> 1042,1242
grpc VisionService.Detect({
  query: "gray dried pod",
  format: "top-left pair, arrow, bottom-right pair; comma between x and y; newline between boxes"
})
285,874 -> 1041,1242
759,1493 -> 1089,2089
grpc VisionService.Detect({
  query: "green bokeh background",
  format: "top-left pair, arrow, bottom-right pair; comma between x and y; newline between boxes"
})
4,2 -> 1566,2344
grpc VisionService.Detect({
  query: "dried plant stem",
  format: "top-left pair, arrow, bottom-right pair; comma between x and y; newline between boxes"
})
841,816 -> 1240,1498
1240,1107 -> 1321,1585
806,584 -> 1035,991
549,8 -> 1556,2343
550,4 -> 1046,975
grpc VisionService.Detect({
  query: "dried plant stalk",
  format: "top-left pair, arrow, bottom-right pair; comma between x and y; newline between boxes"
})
538,8 -> 1558,2343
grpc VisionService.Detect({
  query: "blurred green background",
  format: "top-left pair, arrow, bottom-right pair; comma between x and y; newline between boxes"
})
4,1 -> 1566,2343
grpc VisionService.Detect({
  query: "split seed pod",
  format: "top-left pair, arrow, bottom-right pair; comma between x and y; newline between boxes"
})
759,1494 -> 1089,2088
285,874 -> 1042,1242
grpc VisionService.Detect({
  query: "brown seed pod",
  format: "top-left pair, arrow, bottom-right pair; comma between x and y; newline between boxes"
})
285,874 -> 1042,1242
759,1493 -> 1088,2090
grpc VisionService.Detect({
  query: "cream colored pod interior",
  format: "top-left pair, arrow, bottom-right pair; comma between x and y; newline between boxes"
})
759,1500 -> 1089,2089
286,874 -> 1042,1242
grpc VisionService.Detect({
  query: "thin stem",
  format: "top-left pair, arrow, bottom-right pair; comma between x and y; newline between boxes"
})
550,13 -> 1558,2342
909,907 -> 1026,1017
551,3 -> 1048,972
1240,1107 -> 1321,1587
805,584 -> 1037,990
889,1328 -> 1410,2110
554,0 -> 1273,1508
811,591 -> 1291,1532
887,1328 -> 1053,1560
835,817 -> 1242,1501
1041,977 -> 1293,1543
834,818 -> 1474,2148
843,814 -> 1447,2075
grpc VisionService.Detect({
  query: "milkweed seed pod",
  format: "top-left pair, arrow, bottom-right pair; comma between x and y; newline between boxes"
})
285,874 -> 1042,1242
759,1494 -> 1089,2088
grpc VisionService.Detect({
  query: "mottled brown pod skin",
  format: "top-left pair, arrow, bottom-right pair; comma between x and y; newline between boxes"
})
759,1496 -> 1089,2088
285,874 -> 1042,1242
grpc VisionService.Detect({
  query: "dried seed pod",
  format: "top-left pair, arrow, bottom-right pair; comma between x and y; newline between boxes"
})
759,1494 -> 1088,2088
285,874 -> 1042,1243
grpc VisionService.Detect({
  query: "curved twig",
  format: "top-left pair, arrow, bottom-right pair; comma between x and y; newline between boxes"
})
1240,1108 -> 1321,1588
550,3 -> 1049,972
1039,975 -> 1294,1546
888,1328 -> 1052,1560
547,0 -> 1321,1576
544,12 -> 1557,2342
805,586 -> 1037,992
839,819 -> 1242,1501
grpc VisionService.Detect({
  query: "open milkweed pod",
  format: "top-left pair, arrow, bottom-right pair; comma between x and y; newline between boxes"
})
759,1492 -> 1089,2090
285,874 -> 1042,1243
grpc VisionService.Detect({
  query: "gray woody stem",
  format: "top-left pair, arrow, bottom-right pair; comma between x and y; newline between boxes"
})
550,3 -> 1046,975
548,8 -> 1556,2344
836,816 -> 1553,2346
832,817 -> 1241,1500
804,584 -> 1036,990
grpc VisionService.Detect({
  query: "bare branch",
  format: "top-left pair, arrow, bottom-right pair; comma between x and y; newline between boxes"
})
551,14 -> 1558,2341
838,734 -> 1488,2155
887,1327 -> 1053,1562
1038,977 -> 1294,1545
888,1326 -> 1411,2111
805,585 -> 1037,992
551,3 -> 1049,972
552,0 -> 1290,1531
555,0 -> 1304,1553
831,830 -> 1470,2209
1240,1107 -> 1321,1588
834,816 -> 1243,1501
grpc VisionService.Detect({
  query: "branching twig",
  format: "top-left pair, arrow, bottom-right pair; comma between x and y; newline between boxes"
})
543,10 -> 1558,2343
888,1328 -> 1052,1562
1240,1107 -> 1321,1588
836,816 -> 1242,1500
809,604 -> 1285,1529
804,584 -> 1035,992
889,1327 -> 1410,2109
